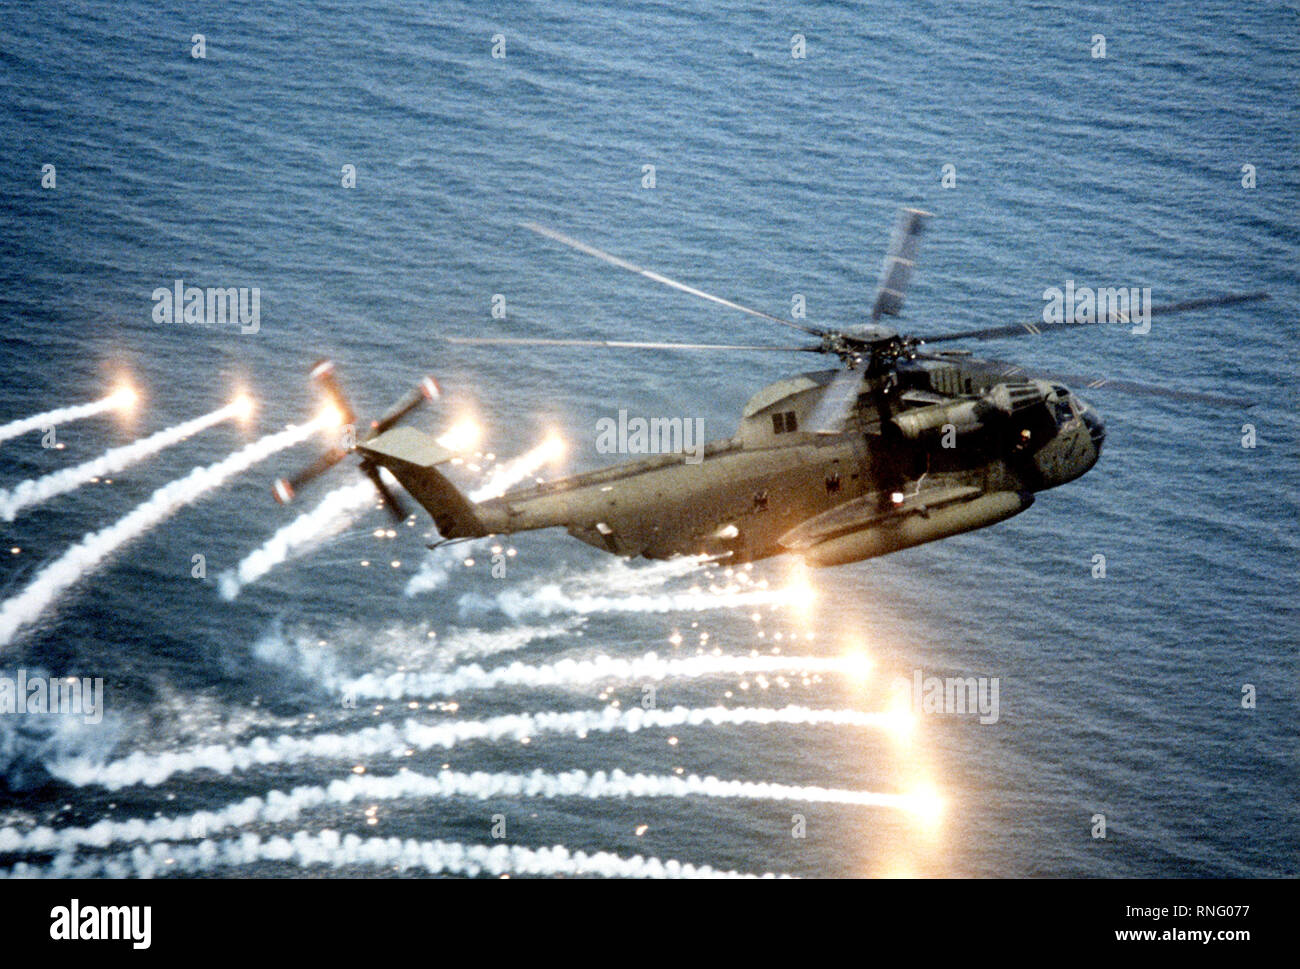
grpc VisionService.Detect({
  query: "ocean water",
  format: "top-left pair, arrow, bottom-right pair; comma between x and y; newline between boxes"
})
0,0 -> 1295,877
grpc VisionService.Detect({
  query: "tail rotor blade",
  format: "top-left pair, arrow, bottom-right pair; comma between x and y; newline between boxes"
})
275,364 -> 445,508
371,375 -> 440,437
272,448 -> 349,504
310,358 -> 358,427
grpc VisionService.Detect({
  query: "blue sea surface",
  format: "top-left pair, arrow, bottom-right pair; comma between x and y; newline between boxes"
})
0,0 -> 1295,877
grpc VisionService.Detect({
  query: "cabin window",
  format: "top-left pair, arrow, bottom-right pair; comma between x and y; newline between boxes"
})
770,410 -> 798,434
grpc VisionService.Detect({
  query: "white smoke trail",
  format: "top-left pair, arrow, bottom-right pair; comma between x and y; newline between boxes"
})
461,579 -> 812,619
0,400 -> 245,521
8,830 -> 771,879
470,436 -> 564,501
251,620 -> 582,688
565,555 -> 710,596
407,549 -> 707,602
52,704 -> 898,790
428,621 -> 585,667
0,417 -> 327,648
404,436 -> 564,596
0,389 -> 133,445
404,540 -> 484,596
218,480 -> 377,600
335,651 -> 873,702
0,767 -> 911,857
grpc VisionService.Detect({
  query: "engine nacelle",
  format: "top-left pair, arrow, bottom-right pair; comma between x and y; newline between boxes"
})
892,382 -> 1047,441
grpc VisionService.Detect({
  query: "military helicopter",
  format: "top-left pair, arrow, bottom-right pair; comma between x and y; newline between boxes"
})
273,211 -> 1266,568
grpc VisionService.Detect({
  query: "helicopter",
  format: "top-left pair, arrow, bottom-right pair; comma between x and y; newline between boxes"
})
273,210 -> 1267,568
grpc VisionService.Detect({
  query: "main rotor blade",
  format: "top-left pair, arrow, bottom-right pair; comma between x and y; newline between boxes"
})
920,291 -> 1270,343
807,366 -> 865,434
520,221 -> 825,337
871,207 -> 931,322
447,335 -> 821,353
934,354 -> 1253,408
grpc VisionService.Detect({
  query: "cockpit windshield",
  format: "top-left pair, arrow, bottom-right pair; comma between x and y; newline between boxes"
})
1051,387 -> 1080,427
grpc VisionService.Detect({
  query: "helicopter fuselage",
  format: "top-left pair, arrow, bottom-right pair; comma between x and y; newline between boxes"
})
442,357 -> 1105,567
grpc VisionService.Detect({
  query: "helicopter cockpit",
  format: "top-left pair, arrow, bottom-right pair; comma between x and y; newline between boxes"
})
1049,384 -> 1106,450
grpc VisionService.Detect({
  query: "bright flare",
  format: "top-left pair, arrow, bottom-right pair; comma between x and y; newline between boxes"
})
230,393 -> 255,422
840,647 -> 873,684
436,418 -> 482,454
317,402 -> 346,429
884,688 -> 917,741
783,563 -> 817,620
471,433 -> 567,501
903,784 -> 944,826
109,382 -> 139,413
538,432 -> 566,464
0,391 -> 140,445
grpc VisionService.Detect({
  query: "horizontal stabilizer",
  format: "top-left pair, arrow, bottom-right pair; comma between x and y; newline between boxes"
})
356,425 -> 456,468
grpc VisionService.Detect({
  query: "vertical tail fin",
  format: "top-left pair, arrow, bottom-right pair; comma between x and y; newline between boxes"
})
356,426 -> 487,538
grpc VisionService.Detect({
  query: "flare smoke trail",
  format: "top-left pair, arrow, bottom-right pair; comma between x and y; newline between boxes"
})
53,704 -> 898,790
0,400 -> 245,521
335,651 -> 874,702
0,390 -> 133,445
460,580 -> 811,619
470,436 -> 564,501
427,620 -> 585,666
405,436 -> 563,596
218,480 -> 376,600
252,620 -> 583,685
0,767 -> 911,857
404,540 -> 484,596
0,417 -> 327,648
8,830 -> 771,879
565,555 -> 709,596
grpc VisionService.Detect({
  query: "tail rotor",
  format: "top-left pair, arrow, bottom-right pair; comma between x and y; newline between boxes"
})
272,360 -> 440,523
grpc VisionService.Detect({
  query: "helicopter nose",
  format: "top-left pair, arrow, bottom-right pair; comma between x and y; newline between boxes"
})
1078,400 -> 1105,452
